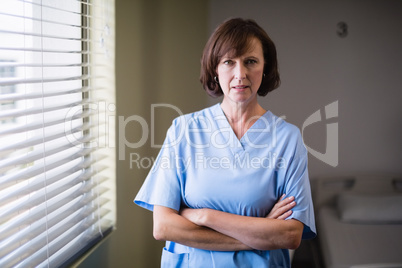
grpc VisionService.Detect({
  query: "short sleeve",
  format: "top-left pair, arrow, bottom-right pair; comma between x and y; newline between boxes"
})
283,131 -> 317,239
134,122 -> 182,212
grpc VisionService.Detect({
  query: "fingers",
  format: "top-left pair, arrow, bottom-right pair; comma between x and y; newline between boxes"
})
267,195 -> 296,219
277,209 -> 293,220
275,196 -> 295,212
280,195 -> 294,204
275,199 -> 296,218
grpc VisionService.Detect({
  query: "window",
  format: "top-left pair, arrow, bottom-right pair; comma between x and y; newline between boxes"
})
0,1 -> 116,267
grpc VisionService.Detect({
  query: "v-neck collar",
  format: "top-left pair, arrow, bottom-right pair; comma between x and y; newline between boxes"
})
210,103 -> 271,155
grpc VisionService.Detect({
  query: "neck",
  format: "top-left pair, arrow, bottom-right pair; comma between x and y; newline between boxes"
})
221,97 -> 265,122
220,98 -> 266,139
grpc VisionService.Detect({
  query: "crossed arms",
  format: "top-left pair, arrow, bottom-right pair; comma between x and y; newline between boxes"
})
153,194 -> 304,251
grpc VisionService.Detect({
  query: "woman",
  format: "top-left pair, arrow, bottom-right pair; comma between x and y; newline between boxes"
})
135,18 -> 316,267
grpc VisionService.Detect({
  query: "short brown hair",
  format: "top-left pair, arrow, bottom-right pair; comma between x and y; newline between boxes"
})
200,18 -> 280,97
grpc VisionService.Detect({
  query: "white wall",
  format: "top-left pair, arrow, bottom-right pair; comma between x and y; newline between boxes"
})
208,0 -> 402,177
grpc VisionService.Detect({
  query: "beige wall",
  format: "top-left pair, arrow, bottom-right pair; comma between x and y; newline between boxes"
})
79,0 -> 208,267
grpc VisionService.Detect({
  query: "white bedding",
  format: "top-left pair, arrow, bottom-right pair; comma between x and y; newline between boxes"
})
318,206 -> 402,268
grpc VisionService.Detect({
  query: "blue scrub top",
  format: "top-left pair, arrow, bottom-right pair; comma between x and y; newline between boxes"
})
135,103 -> 316,268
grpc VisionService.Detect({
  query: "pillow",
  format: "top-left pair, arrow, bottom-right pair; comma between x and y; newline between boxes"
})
337,193 -> 402,224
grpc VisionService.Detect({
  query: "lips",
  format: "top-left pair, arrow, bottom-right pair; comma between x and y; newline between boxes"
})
231,85 -> 250,92
232,85 -> 249,89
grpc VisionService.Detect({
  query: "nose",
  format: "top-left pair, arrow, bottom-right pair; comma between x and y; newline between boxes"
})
234,63 -> 246,80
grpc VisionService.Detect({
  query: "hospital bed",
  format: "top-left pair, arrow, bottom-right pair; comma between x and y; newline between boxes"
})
311,175 -> 402,268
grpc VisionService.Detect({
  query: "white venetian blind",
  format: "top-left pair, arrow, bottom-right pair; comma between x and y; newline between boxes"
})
0,0 -> 116,267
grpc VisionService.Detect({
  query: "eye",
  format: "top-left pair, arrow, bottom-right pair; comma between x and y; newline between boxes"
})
223,59 -> 233,65
245,59 -> 257,65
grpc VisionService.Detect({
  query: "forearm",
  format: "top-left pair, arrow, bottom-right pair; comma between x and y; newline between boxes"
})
153,205 -> 252,251
198,209 -> 303,250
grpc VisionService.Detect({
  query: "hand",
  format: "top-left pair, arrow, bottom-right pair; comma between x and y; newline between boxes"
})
266,194 -> 296,220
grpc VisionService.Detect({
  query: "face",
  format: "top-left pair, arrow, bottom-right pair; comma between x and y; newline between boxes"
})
216,38 -> 265,105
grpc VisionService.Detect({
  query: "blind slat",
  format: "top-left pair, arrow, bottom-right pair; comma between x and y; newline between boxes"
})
17,0 -> 92,17
0,11 -> 106,33
0,191 -> 108,248
0,100 -> 86,120
7,0 -> 110,22
0,29 -> 88,42
1,206 -> 110,268
0,133 -> 101,173
0,11 -> 88,30
0,87 -> 90,103
0,147 -> 96,189
0,46 -> 86,54
0,154 -> 106,209
0,110 -> 94,135
0,192 -> 109,260
24,210 -> 111,268
0,62 -> 92,69
0,122 -> 95,153
0,166 -> 107,225
0,75 -> 90,86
